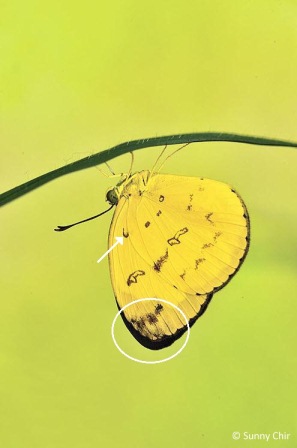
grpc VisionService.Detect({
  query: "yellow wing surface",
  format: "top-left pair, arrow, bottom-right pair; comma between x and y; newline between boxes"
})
108,171 -> 249,350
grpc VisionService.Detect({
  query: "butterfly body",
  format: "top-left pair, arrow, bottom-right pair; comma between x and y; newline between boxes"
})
108,171 -> 249,350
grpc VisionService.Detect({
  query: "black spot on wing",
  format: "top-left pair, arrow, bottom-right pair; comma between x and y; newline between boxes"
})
202,242 -> 213,249
213,231 -> 222,242
205,212 -> 214,224
127,270 -> 145,286
155,304 -> 164,314
159,195 -> 165,202
186,194 -> 194,211
123,228 -> 129,238
167,227 -> 189,246
131,317 -> 146,331
156,210 -> 162,216
145,221 -> 151,228
153,249 -> 169,272
146,313 -> 158,324
168,237 -> 180,246
195,258 -> 206,270
180,270 -> 186,280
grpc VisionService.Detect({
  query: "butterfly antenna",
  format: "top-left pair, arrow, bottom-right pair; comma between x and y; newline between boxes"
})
54,204 -> 114,232
157,143 -> 190,172
149,145 -> 167,178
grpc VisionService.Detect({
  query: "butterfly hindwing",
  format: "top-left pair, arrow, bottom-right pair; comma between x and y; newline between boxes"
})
108,171 -> 249,349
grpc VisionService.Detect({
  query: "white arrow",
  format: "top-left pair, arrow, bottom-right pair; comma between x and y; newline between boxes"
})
97,236 -> 124,263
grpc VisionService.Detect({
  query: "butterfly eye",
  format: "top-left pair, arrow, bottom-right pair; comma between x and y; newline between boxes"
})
106,188 -> 119,205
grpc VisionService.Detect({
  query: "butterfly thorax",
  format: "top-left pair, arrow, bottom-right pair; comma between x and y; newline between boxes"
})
106,170 -> 151,205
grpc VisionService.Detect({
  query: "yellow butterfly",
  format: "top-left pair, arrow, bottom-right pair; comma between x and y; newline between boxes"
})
56,151 -> 250,350
106,167 -> 249,350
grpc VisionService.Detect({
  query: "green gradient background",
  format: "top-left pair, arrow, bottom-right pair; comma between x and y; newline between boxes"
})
1,1 -> 296,447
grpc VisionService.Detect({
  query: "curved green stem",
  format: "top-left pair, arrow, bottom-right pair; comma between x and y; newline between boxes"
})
1,132 -> 297,207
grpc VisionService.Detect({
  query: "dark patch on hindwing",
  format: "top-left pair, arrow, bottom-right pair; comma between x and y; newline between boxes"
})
131,317 -> 146,331
127,270 -> 145,286
213,231 -> 222,242
205,212 -> 214,224
186,193 -> 194,211
195,258 -> 206,270
155,303 -> 164,314
120,293 -> 214,350
167,227 -> 189,246
146,313 -> 158,324
202,242 -> 214,249
153,249 -> 169,272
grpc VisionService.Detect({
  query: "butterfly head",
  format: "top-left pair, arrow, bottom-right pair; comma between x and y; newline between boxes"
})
106,173 -> 131,205
106,171 -> 151,205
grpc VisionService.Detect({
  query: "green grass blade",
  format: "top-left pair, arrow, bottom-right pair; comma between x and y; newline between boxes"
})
1,132 -> 297,207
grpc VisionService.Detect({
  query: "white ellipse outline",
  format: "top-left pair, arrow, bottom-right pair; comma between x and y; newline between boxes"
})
111,298 -> 190,364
